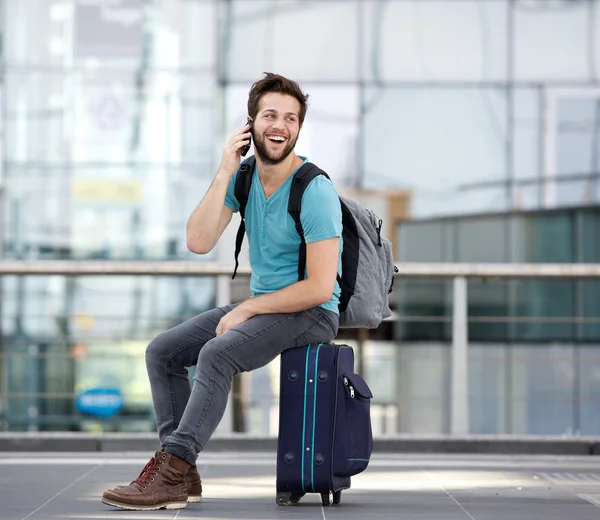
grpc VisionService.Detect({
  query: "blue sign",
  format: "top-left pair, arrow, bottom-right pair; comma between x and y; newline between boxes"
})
76,388 -> 124,419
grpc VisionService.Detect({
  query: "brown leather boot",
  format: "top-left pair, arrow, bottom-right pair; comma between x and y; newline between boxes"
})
112,457 -> 202,503
101,450 -> 190,510
185,465 -> 203,503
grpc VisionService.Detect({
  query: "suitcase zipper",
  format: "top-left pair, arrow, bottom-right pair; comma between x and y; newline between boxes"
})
344,376 -> 355,398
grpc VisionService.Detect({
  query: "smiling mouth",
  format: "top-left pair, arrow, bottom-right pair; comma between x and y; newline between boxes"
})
266,134 -> 287,144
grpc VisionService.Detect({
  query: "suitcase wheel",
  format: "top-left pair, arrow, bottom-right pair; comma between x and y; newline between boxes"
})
276,492 -> 304,506
321,491 -> 334,506
290,493 -> 304,504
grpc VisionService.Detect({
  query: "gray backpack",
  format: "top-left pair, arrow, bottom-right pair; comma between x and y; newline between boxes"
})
232,157 -> 397,328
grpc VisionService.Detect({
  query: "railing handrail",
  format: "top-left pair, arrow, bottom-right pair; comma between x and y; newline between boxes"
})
0,260 -> 599,278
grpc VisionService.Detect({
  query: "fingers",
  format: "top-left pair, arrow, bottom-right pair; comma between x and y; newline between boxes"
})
219,126 -> 253,176
216,317 -> 227,336
232,135 -> 251,151
226,131 -> 251,150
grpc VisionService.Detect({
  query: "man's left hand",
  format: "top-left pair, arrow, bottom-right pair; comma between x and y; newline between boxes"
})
216,305 -> 254,336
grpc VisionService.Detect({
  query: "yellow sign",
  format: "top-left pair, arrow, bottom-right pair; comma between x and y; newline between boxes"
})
72,179 -> 143,204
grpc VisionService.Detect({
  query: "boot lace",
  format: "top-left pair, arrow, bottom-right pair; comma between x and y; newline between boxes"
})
133,456 -> 162,488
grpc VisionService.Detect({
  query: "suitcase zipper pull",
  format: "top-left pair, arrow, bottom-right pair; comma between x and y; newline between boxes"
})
344,377 -> 355,398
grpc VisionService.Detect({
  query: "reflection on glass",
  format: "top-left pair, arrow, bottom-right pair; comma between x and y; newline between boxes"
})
362,0 -> 508,81
364,88 -> 507,218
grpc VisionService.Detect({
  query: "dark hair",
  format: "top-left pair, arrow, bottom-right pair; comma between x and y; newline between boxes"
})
247,72 -> 309,124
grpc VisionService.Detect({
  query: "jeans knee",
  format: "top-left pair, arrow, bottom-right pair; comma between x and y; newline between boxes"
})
145,331 -> 171,367
196,339 -> 236,379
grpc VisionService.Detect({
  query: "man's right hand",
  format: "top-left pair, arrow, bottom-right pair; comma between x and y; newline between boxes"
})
218,123 -> 252,178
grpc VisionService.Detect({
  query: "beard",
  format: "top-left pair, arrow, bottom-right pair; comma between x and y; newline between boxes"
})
253,131 -> 298,166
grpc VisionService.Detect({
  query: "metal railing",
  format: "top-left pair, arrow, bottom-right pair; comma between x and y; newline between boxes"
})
1,260 -> 600,435
1,260 -> 600,277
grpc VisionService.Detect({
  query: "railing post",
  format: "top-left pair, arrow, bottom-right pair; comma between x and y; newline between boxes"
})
451,276 -> 469,434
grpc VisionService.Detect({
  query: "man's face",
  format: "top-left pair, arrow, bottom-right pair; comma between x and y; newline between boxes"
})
251,93 -> 301,166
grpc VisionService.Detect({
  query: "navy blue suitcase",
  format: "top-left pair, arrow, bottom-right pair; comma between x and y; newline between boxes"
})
276,342 -> 373,506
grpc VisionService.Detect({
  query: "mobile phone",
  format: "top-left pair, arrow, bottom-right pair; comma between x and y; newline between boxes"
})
240,119 -> 253,157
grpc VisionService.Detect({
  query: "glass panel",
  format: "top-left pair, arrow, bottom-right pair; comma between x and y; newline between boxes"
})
154,0 -> 216,69
396,344 -> 450,434
363,88 -> 508,218
556,98 -> 599,179
220,1 -> 359,82
579,346 -> 600,435
398,221 -> 450,262
5,71 -> 67,164
554,180 -> 595,207
396,221 -> 452,342
469,344 -> 507,434
66,70 -> 213,165
73,0 -> 143,60
0,273 -> 217,431
362,0 -> 508,81
395,282 -> 450,342
457,217 -> 507,262
514,2 -> 592,81
512,212 -> 575,342
513,88 -> 541,182
577,209 -> 600,341
4,0 -> 72,65
457,218 -> 510,341
468,281 -> 509,342
512,185 -> 540,210
4,168 -> 210,260
511,345 -> 576,435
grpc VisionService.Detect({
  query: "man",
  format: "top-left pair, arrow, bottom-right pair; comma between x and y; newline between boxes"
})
101,73 -> 343,511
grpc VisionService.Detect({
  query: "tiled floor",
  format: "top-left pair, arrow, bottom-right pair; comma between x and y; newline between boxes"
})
3,451 -> 600,519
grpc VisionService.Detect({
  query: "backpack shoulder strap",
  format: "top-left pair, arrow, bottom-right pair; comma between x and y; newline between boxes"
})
234,156 -> 255,219
232,156 -> 255,279
288,163 -> 330,282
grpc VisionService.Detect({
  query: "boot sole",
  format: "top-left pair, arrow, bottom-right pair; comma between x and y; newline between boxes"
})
101,497 -> 187,511
113,485 -> 202,503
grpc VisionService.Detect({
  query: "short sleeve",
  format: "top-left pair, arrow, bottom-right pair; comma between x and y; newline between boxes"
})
300,176 -> 342,244
224,169 -> 240,212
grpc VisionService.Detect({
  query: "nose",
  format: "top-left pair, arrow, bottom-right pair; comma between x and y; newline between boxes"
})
271,116 -> 286,130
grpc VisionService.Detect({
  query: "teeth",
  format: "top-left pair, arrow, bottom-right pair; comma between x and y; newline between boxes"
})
267,136 -> 285,142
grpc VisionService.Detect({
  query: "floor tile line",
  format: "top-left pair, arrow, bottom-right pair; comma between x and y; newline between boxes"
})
577,494 -> 600,508
536,468 -> 600,510
20,464 -> 102,520
422,469 -> 476,520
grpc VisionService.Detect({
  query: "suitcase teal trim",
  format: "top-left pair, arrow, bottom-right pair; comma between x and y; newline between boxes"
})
310,342 -> 323,491
300,345 -> 311,493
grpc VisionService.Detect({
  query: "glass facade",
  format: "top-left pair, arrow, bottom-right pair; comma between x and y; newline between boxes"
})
397,207 -> 600,343
397,207 -> 600,434
0,0 -> 599,436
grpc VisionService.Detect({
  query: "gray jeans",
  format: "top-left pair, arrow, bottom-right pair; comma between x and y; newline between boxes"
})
145,304 -> 339,466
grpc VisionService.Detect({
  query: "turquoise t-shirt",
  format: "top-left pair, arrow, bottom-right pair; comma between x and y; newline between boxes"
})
224,157 -> 343,315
